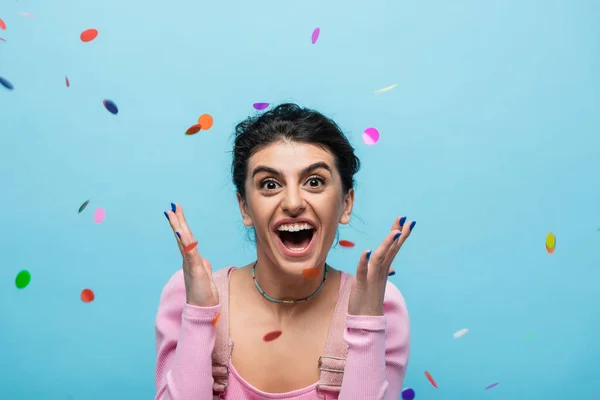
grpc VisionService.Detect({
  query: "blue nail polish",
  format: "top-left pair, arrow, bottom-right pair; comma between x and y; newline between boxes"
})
410,221 -> 416,230
366,251 -> 372,260
393,232 -> 401,240
399,217 -> 407,227
164,211 -> 169,220
388,270 -> 396,277
176,231 -> 181,239
171,203 -> 176,213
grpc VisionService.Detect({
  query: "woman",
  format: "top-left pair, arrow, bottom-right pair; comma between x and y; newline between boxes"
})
155,103 -> 414,400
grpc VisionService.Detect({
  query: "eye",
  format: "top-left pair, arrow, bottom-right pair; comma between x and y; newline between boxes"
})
260,179 -> 280,190
306,177 -> 325,188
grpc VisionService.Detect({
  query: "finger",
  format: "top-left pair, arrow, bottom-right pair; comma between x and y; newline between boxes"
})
395,219 -> 416,248
391,216 -> 406,233
368,229 -> 402,278
355,249 -> 371,284
172,203 -> 196,242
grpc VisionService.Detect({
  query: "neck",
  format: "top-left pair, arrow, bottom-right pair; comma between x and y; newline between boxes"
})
252,254 -> 328,308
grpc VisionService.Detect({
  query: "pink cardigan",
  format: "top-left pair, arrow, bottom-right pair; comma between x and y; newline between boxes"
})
155,268 -> 410,399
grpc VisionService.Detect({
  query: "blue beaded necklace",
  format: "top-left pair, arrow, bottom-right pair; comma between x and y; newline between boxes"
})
251,261 -> 329,304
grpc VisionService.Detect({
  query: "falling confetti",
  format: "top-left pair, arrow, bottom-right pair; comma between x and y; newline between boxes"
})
375,84 -> 398,93
0,18 -> 6,30
19,12 -> 34,18
184,241 -> 199,253
401,388 -> 415,400
545,232 -> 556,254
197,114 -> 213,130
211,313 -> 221,327
302,267 -> 320,280
65,76 -> 70,88
78,200 -> 89,213
0,38 -> 5,42
15,270 -> 31,289
80,28 -> 98,42
388,269 -> 396,276
263,330 -> 282,342
311,27 -> 320,44
453,328 -> 469,339
338,240 -> 355,248
524,333 -> 535,340
0,76 -> 14,90
424,371 -> 438,388
80,288 -> 95,303
485,382 -> 499,390
253,103 -> 269,110
185,124 -> 202,135
103,99 -> 118,115
362,127 -> 380,145
93,207 -> 105,223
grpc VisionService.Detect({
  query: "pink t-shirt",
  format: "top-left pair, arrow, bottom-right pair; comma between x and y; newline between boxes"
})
155,268 -> 410,400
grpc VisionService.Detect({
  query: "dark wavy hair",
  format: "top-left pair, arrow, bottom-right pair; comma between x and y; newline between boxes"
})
231,103 -> 361,200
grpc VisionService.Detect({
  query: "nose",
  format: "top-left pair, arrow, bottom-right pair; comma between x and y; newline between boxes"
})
281,187 -> 306,216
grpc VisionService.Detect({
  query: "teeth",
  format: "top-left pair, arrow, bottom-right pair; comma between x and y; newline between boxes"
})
277,223 -> 314,232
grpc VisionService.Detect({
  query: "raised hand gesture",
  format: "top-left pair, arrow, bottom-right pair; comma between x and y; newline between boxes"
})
164,203 -> 219,307
348,216 -> 415,316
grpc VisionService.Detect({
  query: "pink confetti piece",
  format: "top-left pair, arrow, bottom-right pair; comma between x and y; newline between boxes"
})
253,102 -> 269,110
311,27 -> 320,44
93,207 -> 105,224
0,38 -> 5,42
362,127 -> 380,145
484,382 -> 499,390
19,12 -> 35,18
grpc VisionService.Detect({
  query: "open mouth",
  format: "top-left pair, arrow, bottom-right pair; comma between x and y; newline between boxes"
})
276,225 -> 315,252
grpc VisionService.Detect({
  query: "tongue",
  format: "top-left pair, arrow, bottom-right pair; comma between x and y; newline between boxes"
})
280,230 -> 312,250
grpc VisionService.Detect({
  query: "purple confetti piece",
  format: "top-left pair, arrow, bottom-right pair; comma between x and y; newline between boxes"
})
311,27 -> 320,44
485,382 -> 499,390
253,102 -> 269,110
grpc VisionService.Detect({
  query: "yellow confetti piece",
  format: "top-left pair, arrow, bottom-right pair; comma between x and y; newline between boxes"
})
545,232 -> 556,250
374,84 -> 397,93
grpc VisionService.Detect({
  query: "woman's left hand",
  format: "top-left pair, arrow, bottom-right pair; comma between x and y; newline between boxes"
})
348,216 -> 415,316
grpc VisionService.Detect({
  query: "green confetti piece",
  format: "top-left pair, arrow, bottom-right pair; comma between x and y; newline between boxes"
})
15,270 -> 31,289
524,333 -> 534,340
78,200 -> 90,213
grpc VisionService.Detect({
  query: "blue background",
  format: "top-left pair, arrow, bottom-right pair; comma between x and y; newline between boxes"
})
1,0 -> 599,398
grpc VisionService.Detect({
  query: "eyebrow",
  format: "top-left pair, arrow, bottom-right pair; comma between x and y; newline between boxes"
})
251,161 -> 333,179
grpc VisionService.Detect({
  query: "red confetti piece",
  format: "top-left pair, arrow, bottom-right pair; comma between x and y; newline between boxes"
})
424,371 -> 438,388
263,330 -> 282,342
185,124 -> 202,135
211,313 -> 221,327
0,19 -> 6,30
338,240 -> 355,248
183,241 -> 198,253
65,76 -> 70,87
81,288 -> 95,303
80,28 -> 98,42
302,267 -> 320,280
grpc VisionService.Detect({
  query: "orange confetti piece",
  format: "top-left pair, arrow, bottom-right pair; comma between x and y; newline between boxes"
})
424,371 -> 438,388
338,240 -> 355,248
263,330 -> 282,342
185,124 -> 202,135
546,245 -> 554,254
80,28 -> 98,42
0,19 -> 6,30
211,313 -> 221,327
302,267 -> 320,280
65,76 -> 70,88
81,288 -> 95,303
198,114 -> 213,130
183,241 -> 199,253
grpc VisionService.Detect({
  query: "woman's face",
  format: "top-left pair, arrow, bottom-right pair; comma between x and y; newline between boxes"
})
237,140 -> 354,274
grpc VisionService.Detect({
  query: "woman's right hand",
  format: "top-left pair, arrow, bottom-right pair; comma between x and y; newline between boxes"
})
164,203 -> 219,307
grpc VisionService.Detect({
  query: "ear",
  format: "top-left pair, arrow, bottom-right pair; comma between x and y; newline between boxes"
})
339,188 -> 354,225
237,192 -> 254,227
